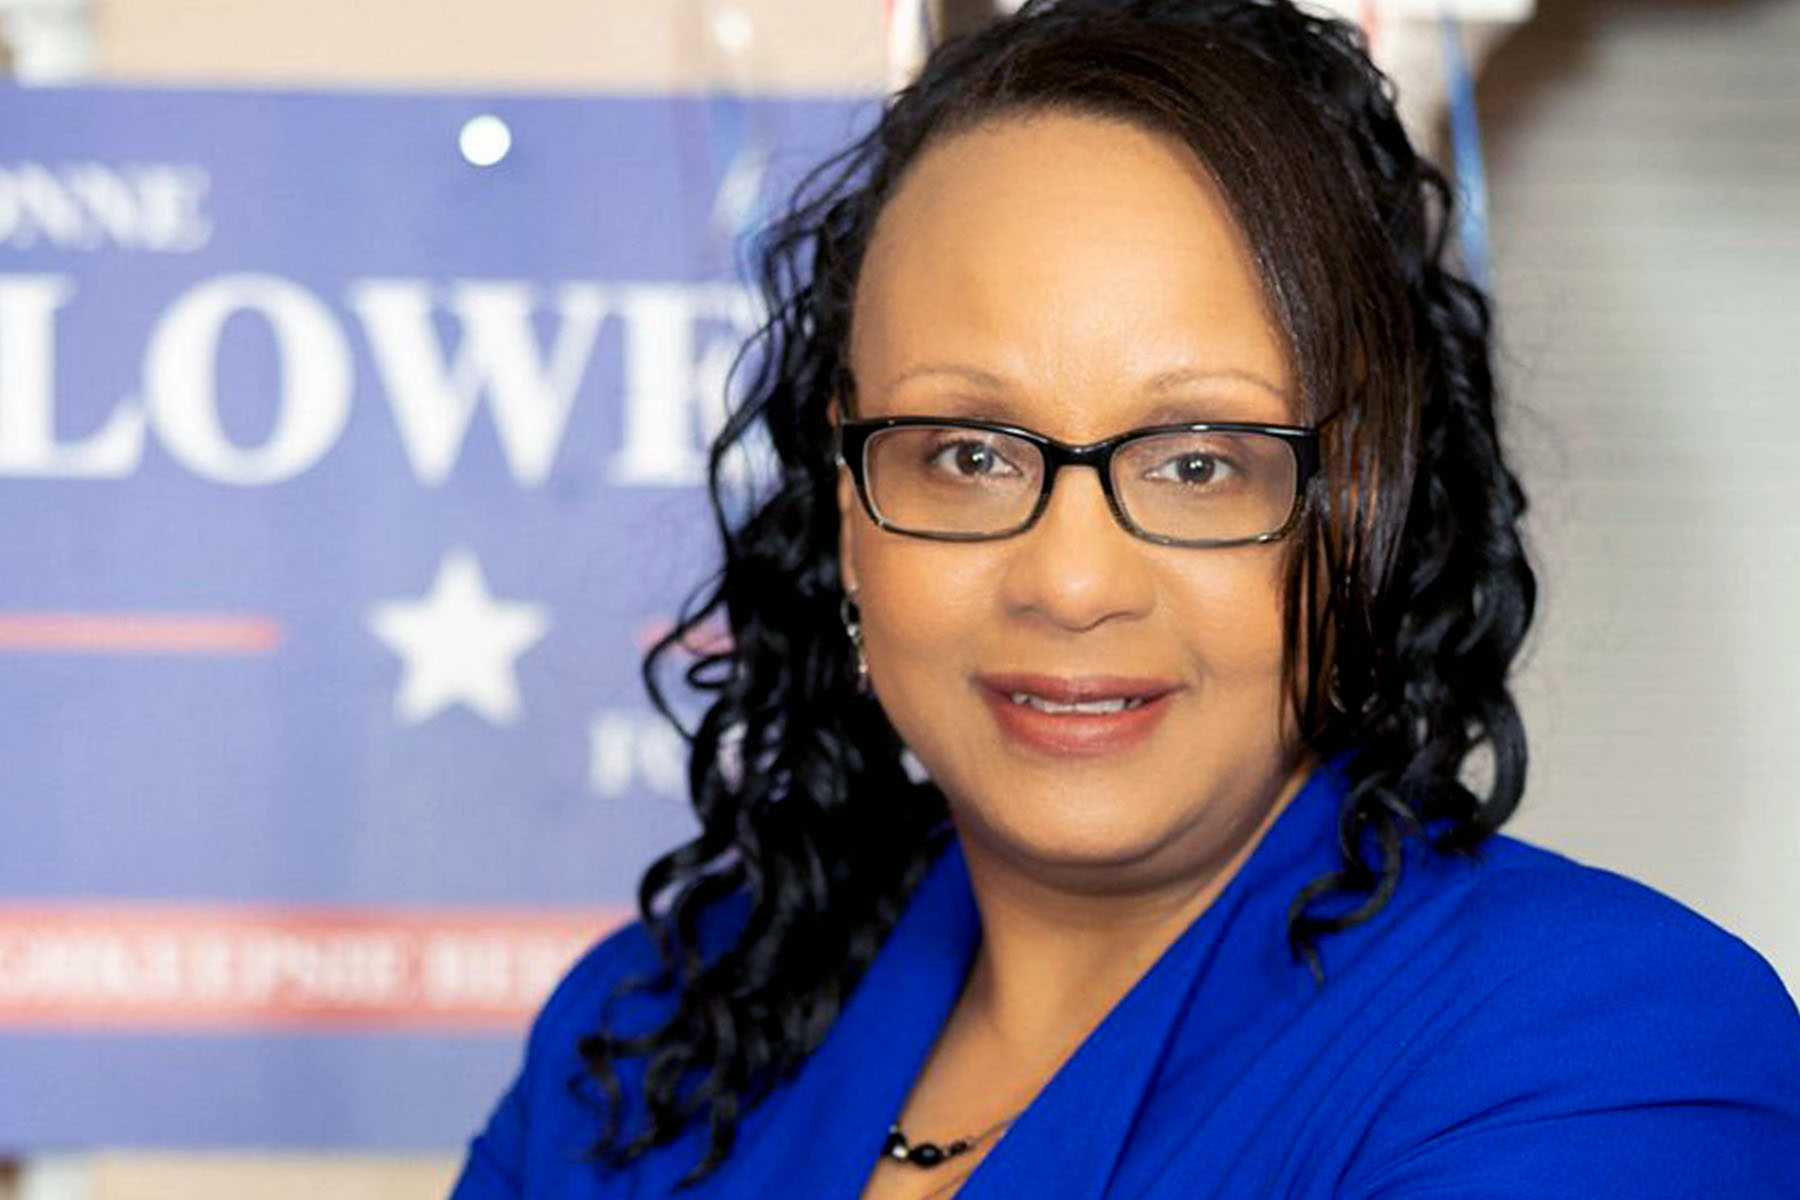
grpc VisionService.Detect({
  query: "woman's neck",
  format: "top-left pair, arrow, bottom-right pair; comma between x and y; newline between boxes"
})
949,774 -> 1304,1050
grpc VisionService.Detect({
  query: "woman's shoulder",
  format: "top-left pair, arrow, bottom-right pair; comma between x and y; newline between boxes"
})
1323,831 -> 1800,1195
1418,831 -> 1788,987
1295,819 -> 1800,1090
1365,829 -> 1800,1036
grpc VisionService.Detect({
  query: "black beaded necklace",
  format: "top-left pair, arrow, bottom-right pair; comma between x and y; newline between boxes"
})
881,1111 -> 1021,1169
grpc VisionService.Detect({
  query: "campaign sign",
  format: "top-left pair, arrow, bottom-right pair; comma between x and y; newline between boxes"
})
0,84 -> 870,1149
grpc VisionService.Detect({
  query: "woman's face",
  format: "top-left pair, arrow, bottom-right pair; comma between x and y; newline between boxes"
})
840,112 -> 1311,894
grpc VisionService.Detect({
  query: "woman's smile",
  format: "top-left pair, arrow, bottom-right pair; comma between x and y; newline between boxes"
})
976,671 -> 1182,758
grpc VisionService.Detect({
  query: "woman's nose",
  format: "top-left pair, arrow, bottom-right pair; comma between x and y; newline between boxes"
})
998,464 -> 1155,633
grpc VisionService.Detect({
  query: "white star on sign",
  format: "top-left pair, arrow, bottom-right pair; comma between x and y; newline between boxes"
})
368,548 -> 550,727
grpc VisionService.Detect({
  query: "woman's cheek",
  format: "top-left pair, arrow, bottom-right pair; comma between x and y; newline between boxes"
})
861,544 -> 994,659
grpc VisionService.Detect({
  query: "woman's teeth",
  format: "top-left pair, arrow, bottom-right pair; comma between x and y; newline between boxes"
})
1008,692 -> 1146,715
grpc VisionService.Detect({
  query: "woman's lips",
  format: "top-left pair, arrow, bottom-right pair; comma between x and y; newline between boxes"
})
976,673 -> 1180,758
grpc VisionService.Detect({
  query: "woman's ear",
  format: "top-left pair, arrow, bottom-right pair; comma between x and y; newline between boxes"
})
828,396 -> 860,597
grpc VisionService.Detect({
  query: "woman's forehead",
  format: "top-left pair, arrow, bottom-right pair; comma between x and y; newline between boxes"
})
849,111 -> 1293,431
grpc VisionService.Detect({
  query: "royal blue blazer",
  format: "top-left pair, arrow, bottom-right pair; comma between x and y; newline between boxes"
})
453,762 -> 1800,1197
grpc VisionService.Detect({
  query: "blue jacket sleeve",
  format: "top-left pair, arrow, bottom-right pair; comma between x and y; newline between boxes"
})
1340,876 -> 1800,1198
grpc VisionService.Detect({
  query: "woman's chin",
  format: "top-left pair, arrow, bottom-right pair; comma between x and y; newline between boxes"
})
953,795 -> 1206,887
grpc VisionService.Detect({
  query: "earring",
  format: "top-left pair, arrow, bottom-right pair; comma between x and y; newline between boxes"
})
1324,659 -> 1378,718
900,747 -> 931,784
840,593 -> 870,690
1324,660 -> 1349,716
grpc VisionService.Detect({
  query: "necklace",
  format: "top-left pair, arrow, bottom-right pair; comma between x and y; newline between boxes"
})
881,1110 -> 1021,1169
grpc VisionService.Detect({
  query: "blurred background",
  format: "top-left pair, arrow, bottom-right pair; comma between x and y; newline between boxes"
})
0,0 -> 1794,1197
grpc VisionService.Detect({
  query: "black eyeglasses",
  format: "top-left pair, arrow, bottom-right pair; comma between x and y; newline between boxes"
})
835,416 -> 1321,548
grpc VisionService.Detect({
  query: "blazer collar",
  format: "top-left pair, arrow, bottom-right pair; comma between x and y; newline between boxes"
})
711,757 -> 1348,1198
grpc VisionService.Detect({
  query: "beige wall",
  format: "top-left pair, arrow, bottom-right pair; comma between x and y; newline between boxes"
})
4,1154 -> 455,1200
92,0 -> 887,93
90,1154 -> 455,1200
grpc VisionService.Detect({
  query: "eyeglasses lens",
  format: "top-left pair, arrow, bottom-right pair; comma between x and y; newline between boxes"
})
1110,430 -> 1298,544
864,426 -> 1044,536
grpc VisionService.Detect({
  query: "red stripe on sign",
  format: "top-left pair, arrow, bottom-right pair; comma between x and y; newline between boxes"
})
0,905 -> 630,1032
0,613 -> 283,656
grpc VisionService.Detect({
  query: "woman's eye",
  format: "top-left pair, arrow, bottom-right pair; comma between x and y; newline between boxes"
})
927,439 -> 1018,478
1147,452 -> 1237,487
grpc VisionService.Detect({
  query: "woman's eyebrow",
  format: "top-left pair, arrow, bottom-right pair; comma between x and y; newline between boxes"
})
1143,365 -> 1290,400
882,363 -> 1008,391
871,364 -> 1017,420
870,362 -> 1291,425
882,362 -> 1286,397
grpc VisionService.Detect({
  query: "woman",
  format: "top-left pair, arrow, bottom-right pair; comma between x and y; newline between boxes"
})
454,1 -> 1800,1196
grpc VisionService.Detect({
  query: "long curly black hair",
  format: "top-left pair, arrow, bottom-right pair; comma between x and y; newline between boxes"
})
576,0 -> 1536,1184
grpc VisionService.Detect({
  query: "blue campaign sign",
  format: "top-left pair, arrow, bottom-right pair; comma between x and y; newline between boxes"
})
0,84 -> 870,1149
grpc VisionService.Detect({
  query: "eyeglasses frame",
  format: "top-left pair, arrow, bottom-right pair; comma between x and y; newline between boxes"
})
834,415 -> 1323,548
